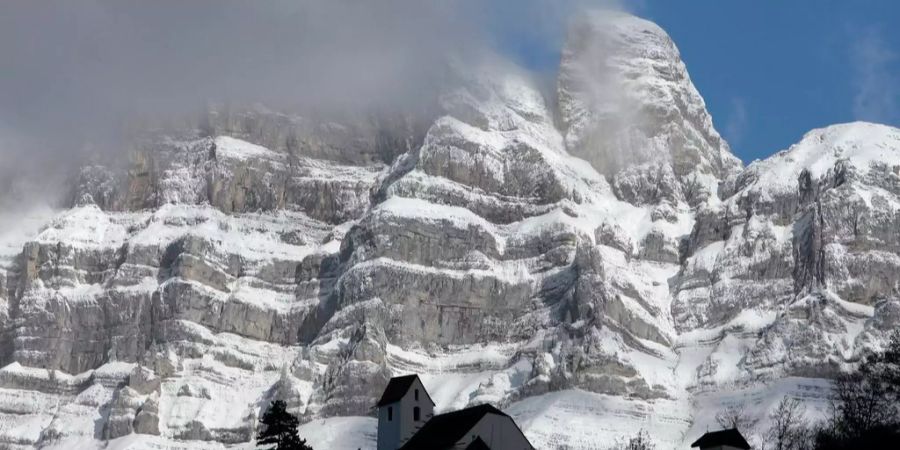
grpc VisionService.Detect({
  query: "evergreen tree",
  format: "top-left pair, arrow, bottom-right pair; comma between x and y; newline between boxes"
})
257,400 -> 313,450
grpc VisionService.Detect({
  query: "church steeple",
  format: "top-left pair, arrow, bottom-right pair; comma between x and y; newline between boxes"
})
376,375 -> 435,450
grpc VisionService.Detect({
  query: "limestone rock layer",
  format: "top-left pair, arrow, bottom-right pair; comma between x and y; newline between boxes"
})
0,11 -> 898,450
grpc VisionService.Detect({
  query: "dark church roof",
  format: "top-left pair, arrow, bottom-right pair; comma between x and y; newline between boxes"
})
399,404 -> 516,450
376,375 -> 435,407
465,437 -> 491,450
690,428 -> 751,449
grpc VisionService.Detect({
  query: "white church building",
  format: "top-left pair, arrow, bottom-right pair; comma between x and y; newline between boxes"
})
375,374 -> 534,450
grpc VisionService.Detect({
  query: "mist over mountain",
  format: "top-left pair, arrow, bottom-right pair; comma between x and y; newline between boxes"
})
0,2 -> 898,450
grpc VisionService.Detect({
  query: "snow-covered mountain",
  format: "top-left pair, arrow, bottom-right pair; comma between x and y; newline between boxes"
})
1,11 -> 899,450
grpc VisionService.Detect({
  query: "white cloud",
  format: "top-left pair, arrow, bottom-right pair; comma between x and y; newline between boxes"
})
0,0 -> 631,162
850,28 -> 899,124
724,97 -> 748,148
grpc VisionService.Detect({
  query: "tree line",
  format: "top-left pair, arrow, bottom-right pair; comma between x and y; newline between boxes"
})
716,331 -> 900,450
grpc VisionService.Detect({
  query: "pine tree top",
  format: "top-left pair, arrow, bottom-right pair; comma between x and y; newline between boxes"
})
257,400 -> 312,450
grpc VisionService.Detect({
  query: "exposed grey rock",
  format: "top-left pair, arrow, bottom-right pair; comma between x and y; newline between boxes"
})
104,386 -> 143,439
133,392 -> 161,435
2,10 -> 900,450
558,11 -> 740,202
128,366 -> 160,395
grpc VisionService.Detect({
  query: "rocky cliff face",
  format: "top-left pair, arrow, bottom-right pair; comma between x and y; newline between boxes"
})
0,11 -> 898,450
674,123 -> 900,386
558,12 -> 741,208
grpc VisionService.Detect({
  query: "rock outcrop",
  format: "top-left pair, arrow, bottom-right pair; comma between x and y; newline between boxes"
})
0,11 -> 898,450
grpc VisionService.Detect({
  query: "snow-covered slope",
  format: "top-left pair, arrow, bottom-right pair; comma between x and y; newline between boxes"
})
558,11 -> 741,209
1,10 -> 899,450
674,122 -> 900,388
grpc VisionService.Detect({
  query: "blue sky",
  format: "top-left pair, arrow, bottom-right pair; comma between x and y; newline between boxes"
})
2,1 -> 897,167
491,0 -> 900,163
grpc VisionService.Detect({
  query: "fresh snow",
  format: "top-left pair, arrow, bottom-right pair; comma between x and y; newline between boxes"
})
737,122 -> 900,198
2,10 -> 899,450
214,136 -> 283,162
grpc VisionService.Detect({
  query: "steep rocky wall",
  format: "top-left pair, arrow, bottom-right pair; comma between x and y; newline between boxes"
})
1,11 -> 899,450
558,11 -> 741,208
674,123 -> 900,391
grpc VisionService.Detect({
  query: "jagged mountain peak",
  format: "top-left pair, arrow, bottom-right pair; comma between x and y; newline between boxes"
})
751,121 -> 900,180
558,10 -> 741,208
572,10 -> 672,49
2,11 -> 900,450
721,121 -> 900,207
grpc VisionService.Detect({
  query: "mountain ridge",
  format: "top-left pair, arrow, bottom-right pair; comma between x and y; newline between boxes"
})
0,11 -> 898,450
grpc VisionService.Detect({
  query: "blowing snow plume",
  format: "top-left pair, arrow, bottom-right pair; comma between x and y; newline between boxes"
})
0,1 -> 628,179
1,1 -> 470,175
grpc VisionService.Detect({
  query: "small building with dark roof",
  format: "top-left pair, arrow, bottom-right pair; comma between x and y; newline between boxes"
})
376,375 -> 534,450
690,428 -> 751,450
377,375 -> 435,450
